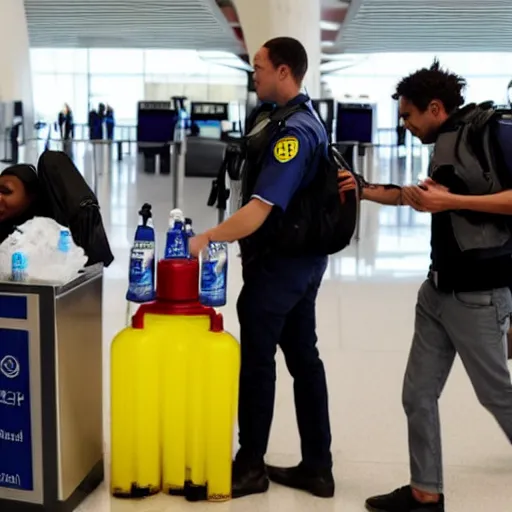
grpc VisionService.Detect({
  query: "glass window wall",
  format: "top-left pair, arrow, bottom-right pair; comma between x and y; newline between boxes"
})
30,48 -> 249,127
323,52 -> 512,135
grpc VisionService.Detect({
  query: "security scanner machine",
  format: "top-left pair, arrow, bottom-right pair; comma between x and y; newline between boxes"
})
0,266 -> 103,512
335,101 -> 376,145
137,101 -> 179,174
1,101 -> 24,165
186,102 -> 230,178
334,101 -> 377,173
190,102 -> 229,139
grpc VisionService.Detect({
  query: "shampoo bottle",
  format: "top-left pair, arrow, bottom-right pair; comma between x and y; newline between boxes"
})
164,209 -> 189,259
126,203 -> 156,303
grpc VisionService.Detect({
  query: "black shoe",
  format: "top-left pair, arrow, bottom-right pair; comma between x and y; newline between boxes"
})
231,458 -> 269,499
266,462 -> 335,498
365,485 -> 445,511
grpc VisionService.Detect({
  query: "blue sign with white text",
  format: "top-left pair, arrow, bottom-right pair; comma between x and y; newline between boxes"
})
0,328 -> 33,491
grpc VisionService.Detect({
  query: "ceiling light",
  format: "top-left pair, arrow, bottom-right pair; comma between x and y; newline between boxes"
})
320,21 -> 340,31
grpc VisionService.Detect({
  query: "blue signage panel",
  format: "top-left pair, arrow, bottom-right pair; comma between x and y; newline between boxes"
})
0,328 -> 33,491
0,295 -> 27,320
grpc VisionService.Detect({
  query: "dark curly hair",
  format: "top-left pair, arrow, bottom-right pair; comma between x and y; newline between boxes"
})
392,59 -> 467,114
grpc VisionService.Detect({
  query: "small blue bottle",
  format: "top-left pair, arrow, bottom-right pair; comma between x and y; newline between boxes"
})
12,252 -> 28,282
126,203 -> 156,303
58,229 -> 71,253
164,209 -> 189,259
199,242 -> 228,307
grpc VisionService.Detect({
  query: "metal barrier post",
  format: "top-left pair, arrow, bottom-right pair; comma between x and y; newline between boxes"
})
353,143 -> 376,242
172,134 -> 186,210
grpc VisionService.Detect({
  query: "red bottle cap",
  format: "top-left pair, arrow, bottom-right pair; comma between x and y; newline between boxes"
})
157,258 -> 199,302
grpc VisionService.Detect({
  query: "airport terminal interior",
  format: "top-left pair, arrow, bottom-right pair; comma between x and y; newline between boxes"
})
1,1 -> 512,512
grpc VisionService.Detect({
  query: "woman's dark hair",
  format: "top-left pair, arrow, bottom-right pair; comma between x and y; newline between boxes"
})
263,37 -> 308,84
1,164 -> 39,195
392,59 -> 466,114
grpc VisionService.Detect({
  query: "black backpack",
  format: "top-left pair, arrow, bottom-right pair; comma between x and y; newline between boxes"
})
272,141 -> 358,256
37,150 -> 114,267
210,102 -> 358,257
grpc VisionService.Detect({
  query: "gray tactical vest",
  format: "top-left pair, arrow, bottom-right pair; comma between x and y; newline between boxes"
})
429,104 -> 511,253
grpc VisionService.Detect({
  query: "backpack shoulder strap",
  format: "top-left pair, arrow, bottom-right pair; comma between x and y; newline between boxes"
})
245,103 -> 274,134
269,102 -> 308,125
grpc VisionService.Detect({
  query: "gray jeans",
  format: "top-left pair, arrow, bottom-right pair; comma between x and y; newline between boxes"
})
403,279 -> 512,494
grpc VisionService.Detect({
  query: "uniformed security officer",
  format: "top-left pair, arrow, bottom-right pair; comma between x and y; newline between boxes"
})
357,61 -> 512,512
190,37 -> 338,499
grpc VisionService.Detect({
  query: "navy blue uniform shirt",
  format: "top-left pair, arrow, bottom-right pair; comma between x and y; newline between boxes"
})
252,94 -> 328,211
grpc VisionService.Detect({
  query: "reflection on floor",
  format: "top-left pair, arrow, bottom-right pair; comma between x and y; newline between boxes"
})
4,143 -> 512,511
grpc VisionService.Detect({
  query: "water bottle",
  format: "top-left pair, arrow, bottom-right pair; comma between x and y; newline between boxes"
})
12,252 -> 28,282
199,242 -> 228,307
58,229 -> 71,253
164,209 -> 189,259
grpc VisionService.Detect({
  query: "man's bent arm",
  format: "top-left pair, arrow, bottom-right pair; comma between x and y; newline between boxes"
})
206,198 -> 273,243
361,182 -> 403,206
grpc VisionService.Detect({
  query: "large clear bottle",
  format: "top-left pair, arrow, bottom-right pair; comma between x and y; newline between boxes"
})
164,209 -> 189,259
199,242 -> 228,307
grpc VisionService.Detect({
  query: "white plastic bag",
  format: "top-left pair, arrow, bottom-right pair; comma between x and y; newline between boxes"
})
0,217 -> 87,284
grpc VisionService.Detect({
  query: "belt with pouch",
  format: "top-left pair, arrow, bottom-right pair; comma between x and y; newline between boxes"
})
428,268 -> 510,293
428,270 -> 454,292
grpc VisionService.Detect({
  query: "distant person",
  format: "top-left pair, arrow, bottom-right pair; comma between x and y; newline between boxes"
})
88,109 -> 102,141
357,61 -> 512,512
105,105 -> 115,140
58,103 -> 74,140
98,102 -> 106,122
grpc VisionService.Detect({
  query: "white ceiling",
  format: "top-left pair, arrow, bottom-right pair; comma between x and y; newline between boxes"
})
338,0 -> 512,53
23,0 -> 512,57
23,0 -> 244,52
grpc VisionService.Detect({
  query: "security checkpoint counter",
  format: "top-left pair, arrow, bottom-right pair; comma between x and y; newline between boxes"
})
0,265 -> 104,512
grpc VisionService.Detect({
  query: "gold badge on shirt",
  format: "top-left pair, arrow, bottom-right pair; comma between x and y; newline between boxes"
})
273,136 -> 299,163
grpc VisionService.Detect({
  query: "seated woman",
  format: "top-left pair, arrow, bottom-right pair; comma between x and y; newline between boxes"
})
0,164 -> 42,244
0,154 -> 114,266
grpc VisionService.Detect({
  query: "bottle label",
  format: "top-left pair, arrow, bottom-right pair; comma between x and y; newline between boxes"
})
165,230 -> 189,259
200,249 -> 227,307
127,243 -> 155,301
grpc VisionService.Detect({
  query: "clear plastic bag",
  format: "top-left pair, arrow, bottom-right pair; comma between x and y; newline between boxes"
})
0,217 -> 87,284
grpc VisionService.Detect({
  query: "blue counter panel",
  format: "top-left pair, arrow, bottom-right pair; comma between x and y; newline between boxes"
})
0,328 -> 33,491
0,295 -> 28,320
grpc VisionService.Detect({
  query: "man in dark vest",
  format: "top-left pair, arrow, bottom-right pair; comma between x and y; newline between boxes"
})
358,61 -> 512,512
190,37 -> 340,499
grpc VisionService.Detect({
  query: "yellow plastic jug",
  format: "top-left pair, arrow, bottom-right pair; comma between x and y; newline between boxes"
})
111,259 -> 240,502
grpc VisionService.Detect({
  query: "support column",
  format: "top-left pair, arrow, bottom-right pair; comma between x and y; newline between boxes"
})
0,0 -> 34,147
233,0 -> 322,98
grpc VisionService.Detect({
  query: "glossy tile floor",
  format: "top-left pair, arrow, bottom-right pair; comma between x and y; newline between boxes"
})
7,143 -> 512,511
